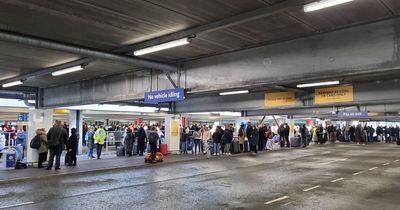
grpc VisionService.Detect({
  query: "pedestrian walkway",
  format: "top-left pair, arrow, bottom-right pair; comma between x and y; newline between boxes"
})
0,142 -> 298,184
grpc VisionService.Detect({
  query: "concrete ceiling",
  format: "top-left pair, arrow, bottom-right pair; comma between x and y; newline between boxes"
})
0,0 -> 399,89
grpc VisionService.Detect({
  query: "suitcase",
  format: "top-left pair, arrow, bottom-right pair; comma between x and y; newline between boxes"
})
244,140 -> 250,152
266,139 -> 273,150
64,151 -> 72,166
231,141 -> 240,154
186,139 -> 193,151
159,144 -> 168,155
117,146 -> 125,156
290,137 -> 301,147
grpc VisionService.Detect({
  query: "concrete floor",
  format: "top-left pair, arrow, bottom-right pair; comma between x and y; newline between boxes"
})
0,143 -> 399,210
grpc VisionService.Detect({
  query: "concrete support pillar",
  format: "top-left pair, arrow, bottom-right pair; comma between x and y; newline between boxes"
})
69,110 -> 83,155
164,114 -> 180,152
27,109 -> 53,163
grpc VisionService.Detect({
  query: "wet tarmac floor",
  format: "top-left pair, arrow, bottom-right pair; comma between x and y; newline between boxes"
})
0,143 -> 399,210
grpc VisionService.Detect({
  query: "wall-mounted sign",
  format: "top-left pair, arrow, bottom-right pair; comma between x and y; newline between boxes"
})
144,88 -> 185,104
265,91 -> 296,108
171,120 -> 179,137
315,85 -> 353,104
337,111 -> 368,118
54,109 -> 70,114
17,113 -> 28,121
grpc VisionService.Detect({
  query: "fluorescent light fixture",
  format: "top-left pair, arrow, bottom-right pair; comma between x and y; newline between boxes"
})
2,80 -> 23,88
219,90 -> 249,96
27,100 -> 36,104
304,0 -> 354,12
134,38 -> 190,56
52,65 -> 83,76
64,104 -> 169,113
297,81 -> 340,88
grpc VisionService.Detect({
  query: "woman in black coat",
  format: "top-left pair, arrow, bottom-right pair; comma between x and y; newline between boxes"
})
66,128 -> 78,166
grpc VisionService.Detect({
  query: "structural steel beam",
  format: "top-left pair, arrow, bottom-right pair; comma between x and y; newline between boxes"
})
116,0 -> 307,53
0,30 -> 179,84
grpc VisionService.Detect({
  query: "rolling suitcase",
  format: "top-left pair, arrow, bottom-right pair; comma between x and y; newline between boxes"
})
159,144 -> 168,155
117,146 -> 125,156
266,139 -> 273,150
231,141 -> 240,154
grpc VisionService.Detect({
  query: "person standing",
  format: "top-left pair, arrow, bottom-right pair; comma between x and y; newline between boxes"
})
85,126 -> 95,159
94,126 -> 106,159
300,125 -> 308,148
16,128 -> 26,159
124,128 -> 135,157
212,126 -> 223,156
251,126 -> 259,154
148,126 -> 159,163
238,124 -> 246,153
283,123 -> 290,147
223,126 -> 233,155
66,128 -> 78,166
36,128 -> 48,168
46,120 -> 68,170
192,128 -> 202,155
137,125 -> 147,156
201,126 -> 212,156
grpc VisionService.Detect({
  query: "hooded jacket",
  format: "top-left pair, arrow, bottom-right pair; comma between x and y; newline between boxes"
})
94,128 -> 106,145
36,129 -> 48,154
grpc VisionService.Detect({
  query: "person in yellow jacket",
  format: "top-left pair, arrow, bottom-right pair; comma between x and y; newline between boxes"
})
94,126 -> 106,159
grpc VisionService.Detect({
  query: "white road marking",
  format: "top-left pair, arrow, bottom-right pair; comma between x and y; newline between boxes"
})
303,185 -> 321,192
368,167 -> 378,171
383,162 -> 390,166
264,196 -> 289,205
321,158 -> 348,165
331,177 -> 345,183
353,171 -> 364,176
70,188 -> 109,197
394,160 -> 399,162
0,201 -> 34,209
281,201 -> 294,206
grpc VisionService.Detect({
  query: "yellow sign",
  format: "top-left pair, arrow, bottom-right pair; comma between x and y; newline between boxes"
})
315,85 -> 353,104
53,109 -> 70,114
171,120 -> 179,137
265,91 -> 295,108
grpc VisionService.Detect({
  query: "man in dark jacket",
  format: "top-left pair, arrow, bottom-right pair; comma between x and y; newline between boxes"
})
222,127 -> 233,155
137,125 -> 147,156
46,120 -> 68,170
283,123 -> 290,147
66,128 -> 78,166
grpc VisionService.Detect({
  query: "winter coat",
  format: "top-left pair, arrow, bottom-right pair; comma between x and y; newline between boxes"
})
36,130 -> 48,154
47,126 -> 68,148
238,128 -> 246,144
192,131 -> 201,140
85,131 -> 95,148
212,130 -> 223,144
67,134 -> 78,153
124,132 -> 135,152
94,128 -> 106,145
16,131 -> 26,148
201,130 -> 211,143
251,129 -> 259,146
222,129 -> 233,144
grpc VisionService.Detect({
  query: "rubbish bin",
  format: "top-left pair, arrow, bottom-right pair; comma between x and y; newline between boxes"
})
3,148 -> 16,170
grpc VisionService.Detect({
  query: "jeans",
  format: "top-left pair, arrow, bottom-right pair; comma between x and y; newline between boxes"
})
251,143 -> 258,153
213,143 -> 221,155
180,141 -> 187,154
193,139 -> 201,154
224,143 -> 231,154
87,145 -> 94,158
96,143 -> 103,159
47,145 -> 62,169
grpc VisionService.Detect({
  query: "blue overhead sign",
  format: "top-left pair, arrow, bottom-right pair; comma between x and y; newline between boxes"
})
17,113 -> 29,121
337,111 -> 368,118
144,88 -> 185,104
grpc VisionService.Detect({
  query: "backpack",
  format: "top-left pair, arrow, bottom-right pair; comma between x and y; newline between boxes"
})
148,132 -> 158,146
30,135 -> 41,149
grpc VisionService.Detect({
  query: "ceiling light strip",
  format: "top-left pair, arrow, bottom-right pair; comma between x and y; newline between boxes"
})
304,0 -> 354,12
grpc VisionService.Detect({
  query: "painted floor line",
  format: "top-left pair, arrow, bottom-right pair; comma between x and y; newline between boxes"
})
353,171 -> 364,176
383,162 -> 390,166
264,196 -> 289,205
331,177 -> 345,183
281,201 -> 294,206
368,167 -> 378,171
303,185 -> 321,192
0,201 -> 34,209
69,188 -> 109,197
394,160 -> 399,162
321,158 -> 348,165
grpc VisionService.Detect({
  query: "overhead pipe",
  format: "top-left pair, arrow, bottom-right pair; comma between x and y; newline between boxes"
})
0,30 -> 179,73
